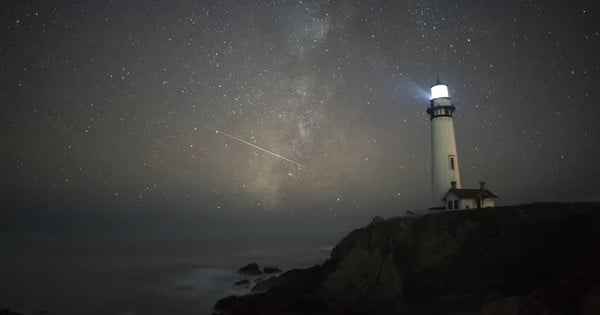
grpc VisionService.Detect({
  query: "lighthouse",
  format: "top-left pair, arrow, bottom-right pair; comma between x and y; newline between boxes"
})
427,79 -> 462,207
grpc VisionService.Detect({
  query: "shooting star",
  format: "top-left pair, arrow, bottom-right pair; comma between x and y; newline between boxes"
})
205,126 -> 305,168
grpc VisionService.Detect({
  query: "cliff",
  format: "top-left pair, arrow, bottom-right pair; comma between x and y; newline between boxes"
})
214,202 -> 600,315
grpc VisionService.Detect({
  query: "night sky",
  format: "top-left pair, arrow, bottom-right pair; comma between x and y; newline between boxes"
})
2,0 -> 600,221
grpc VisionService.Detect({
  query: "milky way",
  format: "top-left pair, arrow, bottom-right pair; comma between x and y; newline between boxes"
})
2,1 -> 600,216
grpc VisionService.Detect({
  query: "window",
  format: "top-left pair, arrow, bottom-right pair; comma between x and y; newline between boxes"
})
448,201 -> 453,210
454,200 -> 459,209
449,156 -> 455,170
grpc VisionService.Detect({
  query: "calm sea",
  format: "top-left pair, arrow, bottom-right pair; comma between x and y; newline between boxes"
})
0,233 -> 340,315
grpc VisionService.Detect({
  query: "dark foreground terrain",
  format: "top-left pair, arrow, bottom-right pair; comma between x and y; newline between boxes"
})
214,203 -> 600,315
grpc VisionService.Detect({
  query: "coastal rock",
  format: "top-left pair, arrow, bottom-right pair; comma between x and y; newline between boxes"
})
214,295 -> 241,311
580,285 -> 600,315
238,263 -> 262,275
319,234 -> 402,313
251,265 -> 330,293
215,203 -> 600,315
263,266 -> 282,274
233,279 -> 250,286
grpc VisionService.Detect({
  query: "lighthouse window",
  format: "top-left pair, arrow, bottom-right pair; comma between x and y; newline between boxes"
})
449,156 -> 455,170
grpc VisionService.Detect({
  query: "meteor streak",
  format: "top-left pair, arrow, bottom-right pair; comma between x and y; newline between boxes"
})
205,126 -> 305,168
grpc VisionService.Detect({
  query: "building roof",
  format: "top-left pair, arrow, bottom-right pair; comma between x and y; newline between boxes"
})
444,188 -> 498,200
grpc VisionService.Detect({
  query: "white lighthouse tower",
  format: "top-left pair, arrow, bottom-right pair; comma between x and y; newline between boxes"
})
427,79 -> 462,207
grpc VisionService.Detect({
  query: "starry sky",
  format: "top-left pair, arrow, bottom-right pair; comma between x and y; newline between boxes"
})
2,0 -> 600,222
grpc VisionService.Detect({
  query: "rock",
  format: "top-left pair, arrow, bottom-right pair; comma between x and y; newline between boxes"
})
214,202 -> 600,315
319,232 -> 402,313
580,285 -> 600,315
263,266 -> 282,274
251,265 -> 330,293
233,279 -> 250,286
214,295 -> 240,311
214,286 -> 328,315
480,296 -> 521,315
238,263 -> 262,275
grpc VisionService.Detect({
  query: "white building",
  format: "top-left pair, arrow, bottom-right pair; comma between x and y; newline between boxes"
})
442,181 -> 497,210
426,79 -> 498,211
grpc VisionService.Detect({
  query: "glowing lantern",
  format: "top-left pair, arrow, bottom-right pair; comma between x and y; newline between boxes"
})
430,83 -> 449,100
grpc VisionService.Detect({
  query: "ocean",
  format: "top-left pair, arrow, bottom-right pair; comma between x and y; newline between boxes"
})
0,231 -> 343,315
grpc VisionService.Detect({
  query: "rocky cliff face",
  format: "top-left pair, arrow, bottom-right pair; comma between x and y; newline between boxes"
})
214,203 -> 600,315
